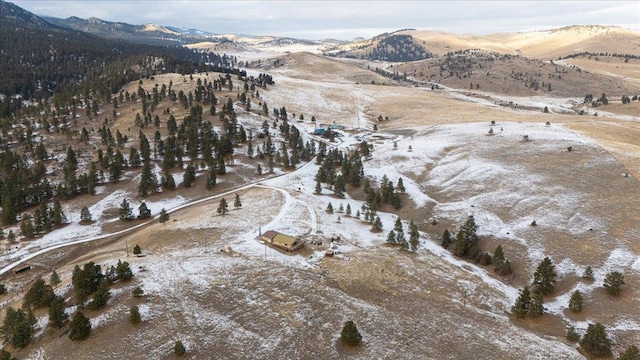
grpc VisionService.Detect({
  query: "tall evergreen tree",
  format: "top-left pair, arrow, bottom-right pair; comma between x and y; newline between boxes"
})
234,193 -> 242,209
568,290 -> 583,313
69,311 -> 91,341
512,286 -> 531,319
2,307 -> 33,348
119,199 -> 134,221
532,257 -> 557,295
580,323 -> 612,357
48,296 -> 68,329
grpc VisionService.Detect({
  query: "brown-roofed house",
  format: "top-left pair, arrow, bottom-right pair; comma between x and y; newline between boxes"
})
260,230 -> 304,252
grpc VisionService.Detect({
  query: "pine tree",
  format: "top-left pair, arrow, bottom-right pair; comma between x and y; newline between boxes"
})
603,271 -> 625,296
50,271 -> 61,288
206,167 -> 217,189
387,230 -> 396,244
583,266 -> 594,280
159,208 -> 170,223
80,206 -> 92,222
532,257 -> 557,295
371,216 -> 383,232
129,305 -> 142,325
345,204 -> 351,216
133,244 -> 142,255
138,202 -> 151,219
234,193 -> 242,209
340,320 -> 362,346
396,177 -> 405,192
119,199 -> 134,221
183,164 -> 196,188
528,293 -> 544,318
441,229 -> 452,248
86,280 -> 110,310
217,198 -> 229,215
492,245 -> 505,269
618,345 -> 640,360
2,307 -> 33,348
326,202 -> 334,214
568,290 -> 583,313
409,219 -> 419,251
394,217 -> 403,231
512,286 -> 531,319
69,311 -> 91,341
580,323 -> 612,357
132,286 -> 144,298
48,296 -> 67,329
116,260 -> 133,282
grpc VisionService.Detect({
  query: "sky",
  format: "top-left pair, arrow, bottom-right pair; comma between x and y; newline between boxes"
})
10,0 -> 640,40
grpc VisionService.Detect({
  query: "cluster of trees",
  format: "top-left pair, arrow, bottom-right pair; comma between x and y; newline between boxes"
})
331,34 -> 431,62
315,147 -> 364,197
18,200 -> 67,239
2,260 -> 133,349
441,217 -> 513,275
119,199 -> 152,221
387,218 -> 420,251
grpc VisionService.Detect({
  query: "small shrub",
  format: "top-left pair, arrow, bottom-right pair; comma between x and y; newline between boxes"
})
174,340 -> 186,356
340,320 -> 362,347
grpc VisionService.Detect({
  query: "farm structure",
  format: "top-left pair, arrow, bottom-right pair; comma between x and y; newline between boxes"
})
260,230 -> 304,252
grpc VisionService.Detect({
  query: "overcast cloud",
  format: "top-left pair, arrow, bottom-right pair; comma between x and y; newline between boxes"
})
10,0 -> 640,40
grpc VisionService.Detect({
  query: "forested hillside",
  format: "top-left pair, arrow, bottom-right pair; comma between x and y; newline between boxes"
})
0,0 -> 237,117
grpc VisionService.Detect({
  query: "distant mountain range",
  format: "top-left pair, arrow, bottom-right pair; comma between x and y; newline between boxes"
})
42,15 -> 212,45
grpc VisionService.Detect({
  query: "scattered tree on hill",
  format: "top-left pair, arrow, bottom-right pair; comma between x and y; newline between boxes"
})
603,271 -> 625,296
387,230 -> 396,245
159,208 -> 170,223
48,296 -> 68,329
133,244 -> 142,256
512,286 -> 531,319
206,166 -> 217,189
182,164 -> 196,188
174,340 -> 186,356
528,293 -> 545,318
2,307 -> 34,348
0,284 -> 5,296
340,320 -> 363,346
580,322 -> 612,358
234,193 -> 242,209
80,206 -> 92,222
409,219 -> 419,251
326,202 -> 334,214
217,198 -> 229,215
532,257 -> 557,295
138,202 -> 151,219
568,290 -> 583,313
129,305 -> 142,325
116,260 -> 133,282
345,204 -> 351,216
441,229 -> 452,248
372,216 -> 383,232
566,326 -> 580,342
583,266 -> 594,280
119,199 -> 134,221
618,345 -> 640,360
132,286 -> 144,298
69,311 -> 91,341
397,178 -> 405,193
